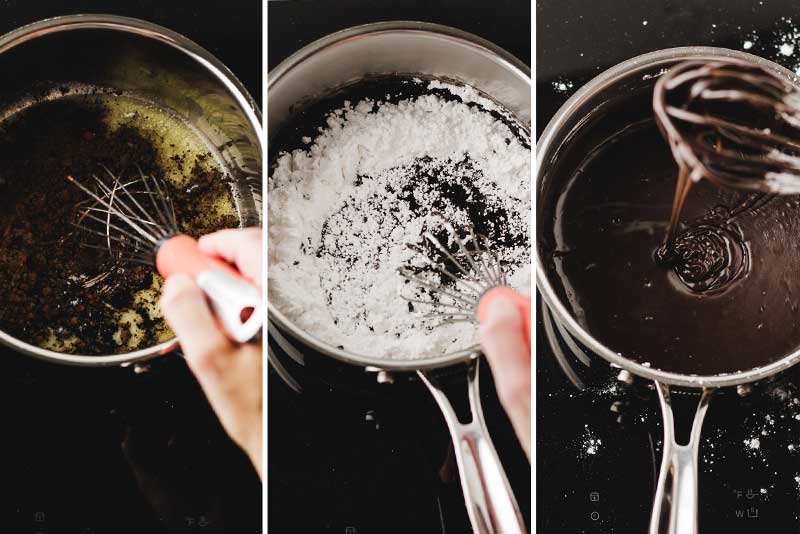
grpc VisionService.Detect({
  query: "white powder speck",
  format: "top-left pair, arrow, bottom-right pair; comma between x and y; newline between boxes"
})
642,20 -> 648,26
767,18 -> 800,74
743,40 -> 754,50
745,437 -> 761,449
642,67 -> 669,81
269,80 -> 530,359
580,426 -> 603,457
552,79 -> 575,94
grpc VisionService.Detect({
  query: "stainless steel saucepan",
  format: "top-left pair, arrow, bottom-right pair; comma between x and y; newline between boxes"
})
0,15 -> 263,367
268,21 -> 531,534
536,46 -> 800,534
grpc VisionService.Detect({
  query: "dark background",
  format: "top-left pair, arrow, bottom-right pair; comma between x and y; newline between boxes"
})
267,1 -> 531,533
538,1 -> 800,532
0,0 -> 262,99
267,0 -> 531,71
0,2 -> 262,534
538,0 -> 800,135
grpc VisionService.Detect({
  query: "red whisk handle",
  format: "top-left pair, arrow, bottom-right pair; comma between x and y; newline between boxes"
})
156,234 -> 238,280
156,234 -> 261,344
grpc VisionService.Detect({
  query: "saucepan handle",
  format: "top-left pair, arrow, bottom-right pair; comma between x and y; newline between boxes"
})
649,382 -> 714,534
419,358 -> 525,534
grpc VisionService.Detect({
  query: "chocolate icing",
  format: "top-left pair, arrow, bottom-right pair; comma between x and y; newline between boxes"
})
539,78 -> 800,376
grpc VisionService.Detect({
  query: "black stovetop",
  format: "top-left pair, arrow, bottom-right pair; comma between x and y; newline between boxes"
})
267,2 -> 531,533
0,2 -> 262,533
537,1 -> 800,532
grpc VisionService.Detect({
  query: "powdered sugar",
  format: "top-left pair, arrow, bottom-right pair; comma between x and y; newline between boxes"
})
269,79 -> 530,359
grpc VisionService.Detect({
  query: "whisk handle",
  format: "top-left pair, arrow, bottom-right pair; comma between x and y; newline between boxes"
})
157,234 -> 238,279
477,287 -> 531,349
156,234 -> 262,343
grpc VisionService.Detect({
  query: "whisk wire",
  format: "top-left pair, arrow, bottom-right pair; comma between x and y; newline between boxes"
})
106,170 -> 175,242
73,214 -> 152,249
397,268 -> 478,310
69,175 -> 157,246
471,228 -> 507,286
140,168 -> 179,237
88,175 -> 160,245
85,206 -> 161,231
398,217 -> 511,328
419,237 -> 485,297
68,167 -> 181,263
422,231 -> 475,279
654,59 -> 800,192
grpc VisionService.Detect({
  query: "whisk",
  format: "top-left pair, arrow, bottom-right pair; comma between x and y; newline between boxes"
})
397,219 -> 530,350
68,167 -> 262,343
653,59 -> 800,194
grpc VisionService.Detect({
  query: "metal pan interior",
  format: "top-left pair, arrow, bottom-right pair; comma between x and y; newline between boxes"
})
267,22 -> 531,371
536,47 -> 800,387
0,16 -> 262,365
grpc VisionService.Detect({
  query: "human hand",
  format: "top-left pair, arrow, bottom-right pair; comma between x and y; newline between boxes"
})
160,228 -> 263,478
478,289 -> 531,460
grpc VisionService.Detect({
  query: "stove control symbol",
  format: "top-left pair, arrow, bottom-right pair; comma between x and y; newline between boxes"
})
734,507 -> 760,519
588,491 -> 600,522
733,489 -> 743,499
34,512 -> 45,523
746,488 -> 757,500
345,527 -> 356,534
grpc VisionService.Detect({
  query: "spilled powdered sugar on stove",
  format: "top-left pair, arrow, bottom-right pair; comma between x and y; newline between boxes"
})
269,79 -> 530,358
736,16 -> 800,77
579,424 -> 603,458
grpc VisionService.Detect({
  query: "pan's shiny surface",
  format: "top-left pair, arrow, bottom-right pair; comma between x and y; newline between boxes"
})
268,22 -> 531,533
536,46 -> 800,388
0,15 -> 262,366
267,21 -> 530,371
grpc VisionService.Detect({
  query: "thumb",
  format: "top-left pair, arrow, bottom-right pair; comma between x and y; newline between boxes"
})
479,294 -> 531,459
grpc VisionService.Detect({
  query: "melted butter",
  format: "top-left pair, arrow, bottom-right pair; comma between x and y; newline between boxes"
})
42,93 -> 235,353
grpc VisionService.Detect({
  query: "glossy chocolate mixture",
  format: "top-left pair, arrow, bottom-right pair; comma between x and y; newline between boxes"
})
539,89 -> 800,376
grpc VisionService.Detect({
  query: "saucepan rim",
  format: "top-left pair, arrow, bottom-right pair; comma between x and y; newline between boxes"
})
0,13 -> 263,366
266,20 -> 532,371
535,45 -> 800,388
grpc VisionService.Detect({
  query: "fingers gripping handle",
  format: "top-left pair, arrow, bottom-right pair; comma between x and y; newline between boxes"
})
156,235 -> 262,343
649,383 -> 714,534
196,271 -> 262,343
419,359 -> 526,534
